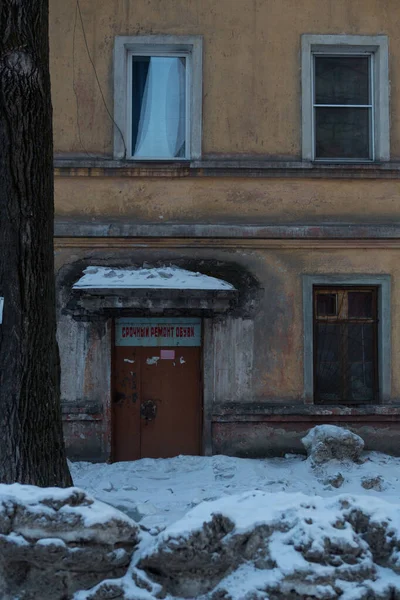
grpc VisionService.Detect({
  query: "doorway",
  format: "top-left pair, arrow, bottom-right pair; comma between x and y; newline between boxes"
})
112,318 -> 202,461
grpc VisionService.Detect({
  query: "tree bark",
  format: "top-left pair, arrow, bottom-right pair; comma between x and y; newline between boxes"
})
0,0 -> 72,486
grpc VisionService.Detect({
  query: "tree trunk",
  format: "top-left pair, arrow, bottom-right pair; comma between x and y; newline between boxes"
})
0,0 -> 72,486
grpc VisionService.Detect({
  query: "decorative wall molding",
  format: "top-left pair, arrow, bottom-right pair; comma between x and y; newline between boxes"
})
55,237 -> 400,251
54,221 -> 400,242
54,158 -> 400,179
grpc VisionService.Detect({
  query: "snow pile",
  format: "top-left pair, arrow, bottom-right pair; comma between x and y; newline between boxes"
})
0,484 -> 139,600
302,425 -> 364,464
79,490 -> 400,599
73,266 -> 235,291
140,491 -> 400,599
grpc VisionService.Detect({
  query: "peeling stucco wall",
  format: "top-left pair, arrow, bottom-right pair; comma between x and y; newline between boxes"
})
57,296 -> 112,460
209,317 -> 255,406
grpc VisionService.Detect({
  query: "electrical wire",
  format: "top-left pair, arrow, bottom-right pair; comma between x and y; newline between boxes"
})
74,0 -> 127,158
72,1 -> 91,156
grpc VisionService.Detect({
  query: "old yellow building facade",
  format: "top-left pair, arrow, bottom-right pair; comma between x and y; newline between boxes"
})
52,0 -> 400,460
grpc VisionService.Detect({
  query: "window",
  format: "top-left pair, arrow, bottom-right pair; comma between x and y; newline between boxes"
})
314,287 -> 378,404
301,35 -> 389,162
303,275 -> 391,405
314,55 -> 373,160
114,36 -> 203,160
130,55 -> 187,159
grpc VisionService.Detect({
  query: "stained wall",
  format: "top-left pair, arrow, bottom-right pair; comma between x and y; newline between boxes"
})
50,0 -> 400,159
50,0 -> 400,458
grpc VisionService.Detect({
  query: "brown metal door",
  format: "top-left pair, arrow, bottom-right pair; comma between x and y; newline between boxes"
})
112,319 -> 202,461
139,347 -> 201,458
113,346 -> 141,461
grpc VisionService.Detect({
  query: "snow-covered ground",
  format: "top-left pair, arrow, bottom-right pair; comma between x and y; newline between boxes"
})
69,451 -> 400,599
70,451 -> 400,532
2,449 -> 400,599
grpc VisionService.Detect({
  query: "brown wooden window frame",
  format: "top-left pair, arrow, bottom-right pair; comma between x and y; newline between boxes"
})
313,285 -> 379,405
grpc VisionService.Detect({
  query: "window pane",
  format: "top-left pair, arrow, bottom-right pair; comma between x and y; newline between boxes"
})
317,323 -> 340,362
348,291 -> 373,318
347,362 -> 374,402
346,323 -> 375,402
316,293 -> 337,317
315,323 -> 341,401
315,107 -> 370,159
315,56 -> 370,105
347,323 -> 374,362
131,56 -> 186,158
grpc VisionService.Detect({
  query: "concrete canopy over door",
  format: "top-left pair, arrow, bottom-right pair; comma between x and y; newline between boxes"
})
113,318 -> 202,461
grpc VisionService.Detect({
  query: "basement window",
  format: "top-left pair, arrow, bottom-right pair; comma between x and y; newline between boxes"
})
313,287 -> 378,404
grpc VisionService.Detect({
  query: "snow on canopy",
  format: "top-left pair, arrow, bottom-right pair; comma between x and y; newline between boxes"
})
73,266 -> 235,291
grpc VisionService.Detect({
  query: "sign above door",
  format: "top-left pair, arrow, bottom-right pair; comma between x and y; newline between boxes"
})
115,317 -> 201,347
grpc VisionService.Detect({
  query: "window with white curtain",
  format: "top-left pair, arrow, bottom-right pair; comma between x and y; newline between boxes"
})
129,55 -> 187,159
114,36 -> 203,161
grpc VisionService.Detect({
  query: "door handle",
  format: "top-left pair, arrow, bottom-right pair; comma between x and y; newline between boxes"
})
140,400 -> 158,421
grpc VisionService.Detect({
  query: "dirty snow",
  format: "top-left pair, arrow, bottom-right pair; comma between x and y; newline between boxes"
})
0,483 -> 133,528
73,266 -> 235,290
302,424 -> 364,463
138,491 -> 400,599
0,485 -> 139,599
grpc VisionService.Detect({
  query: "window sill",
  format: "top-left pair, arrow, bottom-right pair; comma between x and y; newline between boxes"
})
312,159 -> 375,165
125,157 -> 192,162
54,157 -> 400,179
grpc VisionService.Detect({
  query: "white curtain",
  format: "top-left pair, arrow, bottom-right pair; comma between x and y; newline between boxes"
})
134,57 -> 186,158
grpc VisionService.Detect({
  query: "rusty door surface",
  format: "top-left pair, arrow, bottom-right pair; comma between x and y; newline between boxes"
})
112,345 -> 141,461
113,318 -> 202,461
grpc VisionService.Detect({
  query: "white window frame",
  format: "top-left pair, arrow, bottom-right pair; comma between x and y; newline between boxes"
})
301,35 -> 389,162
114,35 -> 203,161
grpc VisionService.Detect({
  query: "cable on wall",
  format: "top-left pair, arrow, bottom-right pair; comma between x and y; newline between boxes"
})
72,0 -> 91,156
73,0 -> 127,158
